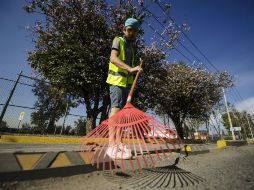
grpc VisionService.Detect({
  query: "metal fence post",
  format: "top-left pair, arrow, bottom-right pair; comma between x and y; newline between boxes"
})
0,71 -> 23,127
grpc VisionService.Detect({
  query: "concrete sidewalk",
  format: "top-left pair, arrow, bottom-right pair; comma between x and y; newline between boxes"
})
0,142 -> 216,153
0,142 -> 81,153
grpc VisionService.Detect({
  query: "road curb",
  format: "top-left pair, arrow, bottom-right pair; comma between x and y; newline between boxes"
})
217,140 -> 248,148
247,139 -> 254,144
0,135 -> 81,144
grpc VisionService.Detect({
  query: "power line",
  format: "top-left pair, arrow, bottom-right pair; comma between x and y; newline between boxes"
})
154,0 -> 220,72
149,2 -> 253,125
138,1 -> 247,106
142,2 -> 210,70
0,103 -> 89,118
136,1 -> 251,131
141,1 -> 243,103
0,103 -> 36,110
143,19 -> 193,63
126,1 -> 194,63
20,74 -> 50,84
231,88 -> 254,115
234,87 -> 244,101
0,77 -> 35,87
152,1 -> 251,113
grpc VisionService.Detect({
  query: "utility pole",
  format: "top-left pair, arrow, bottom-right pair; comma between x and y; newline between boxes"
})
222,88 -> 236,140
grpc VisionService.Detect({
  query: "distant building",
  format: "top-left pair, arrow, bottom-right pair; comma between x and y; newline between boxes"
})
194,130 -> 208,140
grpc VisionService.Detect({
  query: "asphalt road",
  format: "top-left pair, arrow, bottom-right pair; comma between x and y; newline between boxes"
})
1,144 -> 254,190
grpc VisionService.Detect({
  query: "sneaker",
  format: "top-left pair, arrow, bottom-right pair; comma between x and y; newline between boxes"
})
117,143 -> 132,159
106,145 -> 132,160
119,143 -> 132,155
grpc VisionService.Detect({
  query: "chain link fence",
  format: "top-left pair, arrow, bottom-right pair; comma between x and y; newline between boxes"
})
0,72 -> 97,136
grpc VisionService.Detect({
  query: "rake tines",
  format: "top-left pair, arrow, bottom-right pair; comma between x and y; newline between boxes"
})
80,102 -> 183,174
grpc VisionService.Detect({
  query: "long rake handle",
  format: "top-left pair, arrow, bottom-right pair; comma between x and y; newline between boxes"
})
127,58 -> 143,103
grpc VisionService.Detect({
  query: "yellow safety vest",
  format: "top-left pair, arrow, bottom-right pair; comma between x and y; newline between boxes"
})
106,36 -> 134,87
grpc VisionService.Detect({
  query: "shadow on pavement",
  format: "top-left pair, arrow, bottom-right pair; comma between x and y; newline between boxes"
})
104,164 -> 206,189
0,165 -> 96,182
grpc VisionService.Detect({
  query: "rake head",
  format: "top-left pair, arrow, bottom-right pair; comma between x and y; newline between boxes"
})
80,102 -> 183,174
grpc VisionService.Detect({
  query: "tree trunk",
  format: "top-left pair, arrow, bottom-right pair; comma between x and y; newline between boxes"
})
83,90 -> 95,133
171,114 -> 185,139
47,116 -> 56,134
45,111 -> 56,134
176,124 -> 184,139
85,104 -> 98,133
205,121 -> 209,140
213,114 -> 222,139
82,89 -> 110,133
86,115 -> 96,133
171,116 -> 183,139
184,123 -> 190,139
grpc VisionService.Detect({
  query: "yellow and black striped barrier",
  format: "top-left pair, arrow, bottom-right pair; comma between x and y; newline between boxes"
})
0,151 -> 96,173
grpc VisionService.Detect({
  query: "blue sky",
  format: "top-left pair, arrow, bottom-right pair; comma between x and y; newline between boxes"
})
1,0 -> 254,129
180,0 -> 254,114
143,0 -> 254,113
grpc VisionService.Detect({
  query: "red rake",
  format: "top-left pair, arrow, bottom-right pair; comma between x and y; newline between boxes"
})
81,58 -> 183,174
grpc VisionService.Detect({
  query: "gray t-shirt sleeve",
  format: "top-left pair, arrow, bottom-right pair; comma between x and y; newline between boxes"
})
111,37 -> 120,51
110,37 -> 134,66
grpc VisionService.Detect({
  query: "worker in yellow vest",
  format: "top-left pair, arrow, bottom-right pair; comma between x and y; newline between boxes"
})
106,18 -> 142,159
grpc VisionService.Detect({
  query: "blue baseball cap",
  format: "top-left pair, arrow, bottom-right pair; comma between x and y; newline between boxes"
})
124,18 -> 140,29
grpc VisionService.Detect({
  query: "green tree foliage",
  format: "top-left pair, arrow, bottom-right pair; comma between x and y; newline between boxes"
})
63,125 -> 72,135
25,0 -> 218,139
52,125 -> 72,135
0,121 -> 9,129
134,44 -> 168,110
73,117 -> 86,136
20,122 -> 32,134
31,79 -> 76,134
221,108 -> 254,139
24,0 -> 144,132
142,62 -> 233,138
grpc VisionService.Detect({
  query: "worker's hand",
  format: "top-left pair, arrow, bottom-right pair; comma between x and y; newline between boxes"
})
128,66 -> 143,74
